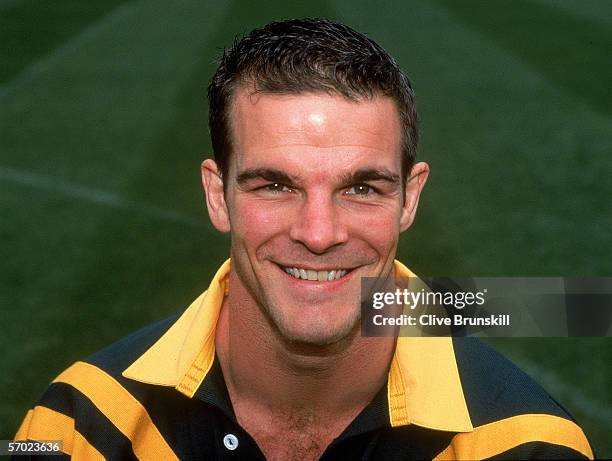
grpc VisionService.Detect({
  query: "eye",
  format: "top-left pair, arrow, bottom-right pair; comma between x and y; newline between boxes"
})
263,182 -> 294,194
345,184 -> 375,196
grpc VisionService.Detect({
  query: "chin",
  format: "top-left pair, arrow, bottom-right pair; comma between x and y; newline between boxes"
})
270,307 -> 361,347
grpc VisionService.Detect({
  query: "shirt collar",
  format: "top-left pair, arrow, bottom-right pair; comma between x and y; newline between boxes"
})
122,259 -> 473,433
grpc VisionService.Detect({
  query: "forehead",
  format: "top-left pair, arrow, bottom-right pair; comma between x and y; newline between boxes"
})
228,89 -> 402,176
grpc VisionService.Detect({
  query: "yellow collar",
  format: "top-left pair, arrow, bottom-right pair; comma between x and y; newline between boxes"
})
123,259 -> 473,433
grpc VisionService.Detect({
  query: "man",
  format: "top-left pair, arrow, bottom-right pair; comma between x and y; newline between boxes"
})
16,18 -> 593,460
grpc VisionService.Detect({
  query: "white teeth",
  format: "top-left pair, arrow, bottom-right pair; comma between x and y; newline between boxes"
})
284,267 -> 349,281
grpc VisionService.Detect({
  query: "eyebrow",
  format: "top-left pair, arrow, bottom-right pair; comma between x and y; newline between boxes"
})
340,168 -> 401,186
235,167 -> 401,187
236,168 -> 297,185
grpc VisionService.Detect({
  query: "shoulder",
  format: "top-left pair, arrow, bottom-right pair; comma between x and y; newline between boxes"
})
452,337 -> 569,425
87,312 -> 179,376
15,314 -> 183,460
444,337 -> 594,459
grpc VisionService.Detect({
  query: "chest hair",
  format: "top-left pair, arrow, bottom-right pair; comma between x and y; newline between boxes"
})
243,408 -> 344,461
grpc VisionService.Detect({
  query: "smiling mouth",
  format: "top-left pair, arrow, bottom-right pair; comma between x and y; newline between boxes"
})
282,266 -> 350,281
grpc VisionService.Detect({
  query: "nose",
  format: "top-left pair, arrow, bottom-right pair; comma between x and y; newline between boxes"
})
289,192 -> 348,254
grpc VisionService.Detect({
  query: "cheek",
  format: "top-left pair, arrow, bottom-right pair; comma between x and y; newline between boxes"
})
231,199 -> 290,244
346,207 -> 401,251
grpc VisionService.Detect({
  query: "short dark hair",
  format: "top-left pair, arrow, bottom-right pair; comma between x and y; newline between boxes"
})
208,18 -> 418,183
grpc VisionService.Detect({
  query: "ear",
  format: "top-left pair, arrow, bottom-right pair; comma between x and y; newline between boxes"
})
201,159 -> 231,233
400,162 -> 430,232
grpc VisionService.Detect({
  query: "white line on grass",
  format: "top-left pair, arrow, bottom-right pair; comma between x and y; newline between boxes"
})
0,165 -> 204,227
516,357 -> 612,427
0,0 -> 139,99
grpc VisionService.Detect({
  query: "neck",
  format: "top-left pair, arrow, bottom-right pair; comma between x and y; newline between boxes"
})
215,271 -> 396,419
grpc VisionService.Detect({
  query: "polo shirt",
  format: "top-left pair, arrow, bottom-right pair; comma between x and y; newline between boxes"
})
15,260 -> 594,460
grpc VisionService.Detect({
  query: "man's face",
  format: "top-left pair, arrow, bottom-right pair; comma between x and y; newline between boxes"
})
203,89 -> 428,346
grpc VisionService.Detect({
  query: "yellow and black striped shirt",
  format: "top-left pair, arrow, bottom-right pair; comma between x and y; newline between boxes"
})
16,260 -> 594,460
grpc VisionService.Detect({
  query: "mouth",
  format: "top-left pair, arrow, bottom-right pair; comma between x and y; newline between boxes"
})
281,266 -> 351,282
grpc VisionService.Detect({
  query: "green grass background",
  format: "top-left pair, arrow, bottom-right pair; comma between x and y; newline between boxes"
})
1,0 -> 610,456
